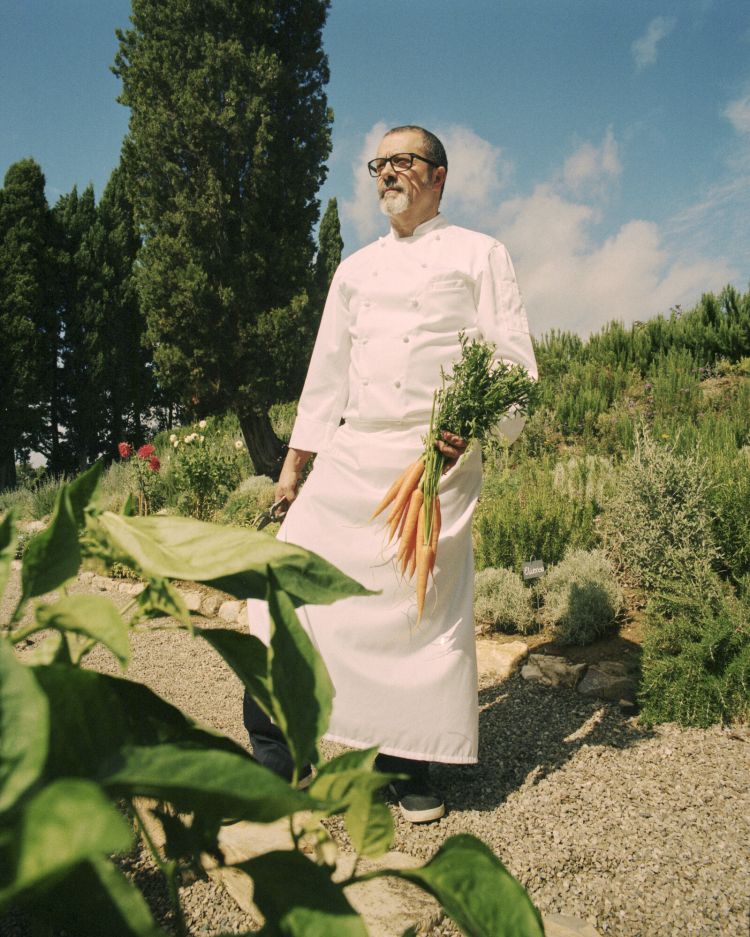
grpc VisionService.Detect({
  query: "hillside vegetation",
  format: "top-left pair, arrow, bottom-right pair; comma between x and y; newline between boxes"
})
4,285 -> 749,727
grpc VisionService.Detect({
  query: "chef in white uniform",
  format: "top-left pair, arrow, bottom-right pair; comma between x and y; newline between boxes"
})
245,125 -> 537,823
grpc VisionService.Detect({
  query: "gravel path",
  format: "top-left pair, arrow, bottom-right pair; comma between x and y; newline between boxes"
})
4,573 -> 750,936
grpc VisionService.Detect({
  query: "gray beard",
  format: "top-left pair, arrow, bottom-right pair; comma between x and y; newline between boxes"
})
379,190 -> 410,217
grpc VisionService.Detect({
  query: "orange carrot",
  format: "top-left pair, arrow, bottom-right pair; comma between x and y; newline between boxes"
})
370,463 -> 410,520
415,504 -> 432,622
429,496 -> 441,555
397,489 -> 423,573
385,459 -> 425,526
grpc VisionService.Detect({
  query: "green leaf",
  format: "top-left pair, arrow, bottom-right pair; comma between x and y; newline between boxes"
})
368,834 -> 545,937
20,488 -> 80,603
308,748 -> 387,803
0,779 -> 132,910
345,792 -> 393,858
35,595 -> 131,669
240,849 -> 369,937
32,857 -> 167,937
122,493 -> 136,516
0,639 -> 49,814
96,512 -> 375,606
33,664 -> 245,781
135,577 -> 191,628
196,626 -> 273,715
266,569 -> 333,778
101,743 -> 319,823
67,461 -> 105,527
0,509 -> 17,605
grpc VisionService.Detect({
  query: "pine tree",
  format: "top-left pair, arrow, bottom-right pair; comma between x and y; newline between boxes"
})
113,0 -> 333,477
314,197 -> 343,300
0,160 -> 56,489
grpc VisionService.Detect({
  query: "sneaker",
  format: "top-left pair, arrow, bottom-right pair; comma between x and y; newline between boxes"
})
388,777 -> 445,823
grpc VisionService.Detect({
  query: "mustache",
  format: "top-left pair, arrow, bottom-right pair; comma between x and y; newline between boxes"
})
378,184 -> 404,199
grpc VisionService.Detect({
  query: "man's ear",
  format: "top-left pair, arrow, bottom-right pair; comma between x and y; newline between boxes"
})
433,165 -> 447,192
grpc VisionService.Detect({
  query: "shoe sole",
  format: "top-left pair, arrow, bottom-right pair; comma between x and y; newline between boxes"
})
399,802 -> 445,823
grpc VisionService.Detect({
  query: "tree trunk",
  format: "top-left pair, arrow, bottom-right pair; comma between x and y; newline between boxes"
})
238,409 -> 286,481
0,446 -> 17,492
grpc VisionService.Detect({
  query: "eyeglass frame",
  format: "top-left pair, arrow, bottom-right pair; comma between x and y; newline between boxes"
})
367,152 -> 441,178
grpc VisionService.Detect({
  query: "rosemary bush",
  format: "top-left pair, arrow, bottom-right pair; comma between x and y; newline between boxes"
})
473,567 -> 536,635
639,576 -> 750,727
539,549 -> 623,645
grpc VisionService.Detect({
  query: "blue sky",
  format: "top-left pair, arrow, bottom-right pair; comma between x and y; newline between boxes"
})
2,0 -> 748,335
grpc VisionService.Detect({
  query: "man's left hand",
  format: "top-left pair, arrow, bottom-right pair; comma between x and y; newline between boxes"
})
436,431 -> 467,472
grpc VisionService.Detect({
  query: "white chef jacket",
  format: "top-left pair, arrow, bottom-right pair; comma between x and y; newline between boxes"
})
290,213 -> 537,454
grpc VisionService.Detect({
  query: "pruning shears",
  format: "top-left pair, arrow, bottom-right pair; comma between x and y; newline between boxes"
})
254,498 -> 290,530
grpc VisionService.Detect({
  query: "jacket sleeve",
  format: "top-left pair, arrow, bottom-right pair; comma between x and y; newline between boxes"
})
475,243 -> 537,445
288,268 -> 352,453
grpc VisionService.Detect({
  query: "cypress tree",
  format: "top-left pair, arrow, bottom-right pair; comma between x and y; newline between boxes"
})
113,0 -> 332,477
0,160 -> 56,489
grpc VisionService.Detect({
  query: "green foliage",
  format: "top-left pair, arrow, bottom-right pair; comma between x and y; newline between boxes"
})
539,549 -> 623,645
475,458 -> 598,573
473,567 -> 536,635
0,462 -> 543,935
708,447 -> 750,584
599,431 -> 719,589
216,474 -> 276,528
639,579 -> 750,727
167,417 -> 251,520
114,0 -> 334,475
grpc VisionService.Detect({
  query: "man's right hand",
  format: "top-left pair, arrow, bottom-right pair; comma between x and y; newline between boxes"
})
273,447 -> 313,518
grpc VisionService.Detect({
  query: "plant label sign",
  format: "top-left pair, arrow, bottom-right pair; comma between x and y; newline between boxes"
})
523,559 -> 545,581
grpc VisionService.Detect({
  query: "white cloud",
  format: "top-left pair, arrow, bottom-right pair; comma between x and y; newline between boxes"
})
340,121 -> 389,243
562,127 -> 621,199
438,125 -> 513,218
724,92 -> 750,135
631,16 -> 676,72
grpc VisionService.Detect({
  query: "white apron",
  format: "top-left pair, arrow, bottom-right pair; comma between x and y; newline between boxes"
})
247,215 -> 537,764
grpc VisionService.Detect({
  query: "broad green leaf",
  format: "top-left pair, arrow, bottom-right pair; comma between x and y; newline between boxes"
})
67,461 -> 105,527
20,488 -> 80,603
122,493 -> 136,516
196,626 -> 273,714
152,803 -> 221,865
266,570 -> 333,778
367,834 -> 545,937
31,857 -> 167,937
135,577 -> 191,627
24,632 -> 70,666
101,743 -> 320,823
96,512 -> 375,606
35,595 -> 131,669
0,779 -> 132,910
345,791 -> 393,858
0,640 -> 49,814
308,747 -> 394,804
0,509 -> 17,604
33,664 -> 245,781
239,849 -> 369,937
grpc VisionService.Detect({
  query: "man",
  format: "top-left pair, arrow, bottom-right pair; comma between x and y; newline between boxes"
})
245,125 -> 537,823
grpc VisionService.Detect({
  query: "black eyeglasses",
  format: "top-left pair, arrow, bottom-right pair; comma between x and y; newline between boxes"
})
367,152 -> 440,177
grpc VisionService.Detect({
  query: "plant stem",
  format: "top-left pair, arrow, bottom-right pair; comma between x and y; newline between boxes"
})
132,801 -> 188,937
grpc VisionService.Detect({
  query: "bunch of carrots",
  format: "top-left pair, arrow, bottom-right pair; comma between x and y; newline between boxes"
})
372,334 -> 535,622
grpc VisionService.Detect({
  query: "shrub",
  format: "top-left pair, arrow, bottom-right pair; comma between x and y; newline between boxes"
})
552,454 -> 615,511
475,459 -> 597,573
217,475 -> 276,528
539,549 -> 623,645
269,400 -> 298,443
474,567 -> 536,635
27,475 -> 67,520
639,578 -> 750,727
599,430 -> 719,589
707,446 -> 750,585
168,417 -> 252,520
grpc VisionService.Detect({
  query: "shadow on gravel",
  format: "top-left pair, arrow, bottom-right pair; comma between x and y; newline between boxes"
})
434,674 -> 657,814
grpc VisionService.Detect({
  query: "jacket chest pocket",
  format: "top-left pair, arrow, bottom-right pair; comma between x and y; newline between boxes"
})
420,278 -> 476,333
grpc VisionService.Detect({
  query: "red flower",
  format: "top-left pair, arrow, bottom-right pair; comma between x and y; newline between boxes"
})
137,444 -> 156,459
118,442 -> 133,459
148,456 -> 161,472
